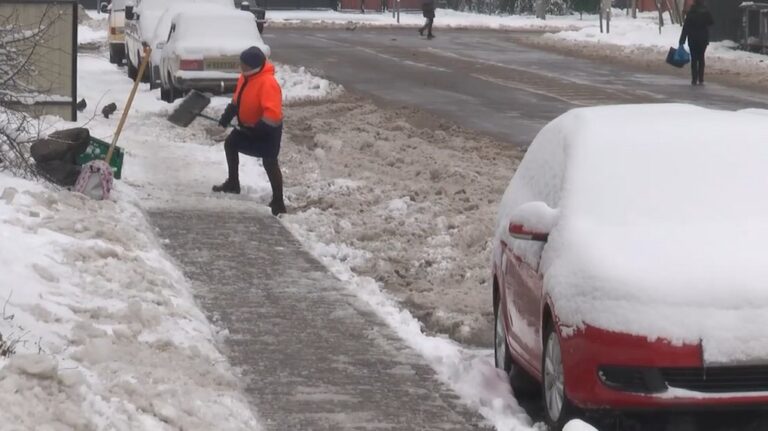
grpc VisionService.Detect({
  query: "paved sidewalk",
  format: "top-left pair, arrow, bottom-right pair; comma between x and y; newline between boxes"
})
150,208 -> 491,430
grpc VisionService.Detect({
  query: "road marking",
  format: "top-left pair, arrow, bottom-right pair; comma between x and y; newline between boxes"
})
306,35 -> 351,47
355,46 -> 449,72
427,46 -> 656,102
305,34 -> 448,72
472,74 -> 585,106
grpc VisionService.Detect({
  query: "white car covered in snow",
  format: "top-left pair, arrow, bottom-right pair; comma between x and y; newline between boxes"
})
123,0 -> 235,87
492,104 -> 768,429
158,6 -> 270,102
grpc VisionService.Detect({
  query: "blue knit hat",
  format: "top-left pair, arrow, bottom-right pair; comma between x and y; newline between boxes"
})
240,46 -> 266,70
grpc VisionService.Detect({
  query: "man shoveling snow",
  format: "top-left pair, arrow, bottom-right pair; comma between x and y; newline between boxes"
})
213,46 -> 287,216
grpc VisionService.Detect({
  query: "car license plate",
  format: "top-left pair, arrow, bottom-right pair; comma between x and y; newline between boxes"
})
205,59 -> 238,71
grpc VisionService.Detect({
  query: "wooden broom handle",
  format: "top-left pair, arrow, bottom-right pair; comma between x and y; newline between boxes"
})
106,46 -> 152,164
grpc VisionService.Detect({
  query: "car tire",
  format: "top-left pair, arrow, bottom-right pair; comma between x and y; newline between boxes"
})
149,65 -> 160,90
160,84 -> 171,103
109,44 -> 124,65
542,321 -> 577,431
140,55 -> 151,83
494,296 -> 540,397
127,56 -> 138,80
167,73 -> 183,102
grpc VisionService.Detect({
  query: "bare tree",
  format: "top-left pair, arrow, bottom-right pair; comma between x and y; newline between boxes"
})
0,5 -> 61,178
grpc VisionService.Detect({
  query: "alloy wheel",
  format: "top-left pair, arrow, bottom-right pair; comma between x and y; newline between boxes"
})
495,305 -> 507,370
544,330 -> 565,422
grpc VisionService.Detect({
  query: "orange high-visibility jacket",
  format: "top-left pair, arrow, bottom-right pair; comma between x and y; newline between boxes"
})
232,61 -> 283,127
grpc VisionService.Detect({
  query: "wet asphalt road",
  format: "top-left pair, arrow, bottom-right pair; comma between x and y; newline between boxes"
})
265,28 -> 768,146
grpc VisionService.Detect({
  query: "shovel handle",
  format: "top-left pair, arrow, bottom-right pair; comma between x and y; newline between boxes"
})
106,46 -> 152,164
198,113 -> 220,123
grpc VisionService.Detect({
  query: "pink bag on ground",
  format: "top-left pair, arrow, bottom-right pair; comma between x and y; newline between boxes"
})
74,160 -> 113,200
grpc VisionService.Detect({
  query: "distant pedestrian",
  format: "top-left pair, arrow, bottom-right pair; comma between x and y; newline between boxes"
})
419,0 -> 435,40
679,0 -> 714,86
214,46 -> 286,216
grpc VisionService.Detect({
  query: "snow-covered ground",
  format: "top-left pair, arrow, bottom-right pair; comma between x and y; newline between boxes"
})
0,172 -> 262,430
533,11 -> 768,88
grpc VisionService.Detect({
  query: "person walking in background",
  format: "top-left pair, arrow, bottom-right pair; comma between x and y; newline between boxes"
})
679,0 -> 714,86
214,46 -> 287,216
419,0 -> 435,40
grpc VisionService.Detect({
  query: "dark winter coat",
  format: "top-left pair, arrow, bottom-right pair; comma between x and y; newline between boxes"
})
679,4 -> 714,46
422,0 -> 435,19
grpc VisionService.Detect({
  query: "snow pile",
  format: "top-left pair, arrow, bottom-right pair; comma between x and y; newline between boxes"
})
276,64 -> 342,103
78,25 -> 104,46
267,9 -> 593,31
278,99 -> 542,429
564,419 -> 599,431
282,101 -> 522,346
500,103 -> 768,364
542,11 -> 768,87
0,172 -> 261,430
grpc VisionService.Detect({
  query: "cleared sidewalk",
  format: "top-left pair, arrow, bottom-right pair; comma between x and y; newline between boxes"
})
151,208 -> 492,430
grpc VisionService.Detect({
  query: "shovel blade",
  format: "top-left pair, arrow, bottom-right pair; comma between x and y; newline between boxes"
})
168,90 -> 212,127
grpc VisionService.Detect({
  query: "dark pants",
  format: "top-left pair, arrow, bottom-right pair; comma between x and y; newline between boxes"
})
689,41 -> 707,84
224,126 -> 284,203
420,17 -> 434,36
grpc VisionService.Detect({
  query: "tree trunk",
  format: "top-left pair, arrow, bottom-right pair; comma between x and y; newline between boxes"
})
631,0 -> 637,18
535,0 -> 548,20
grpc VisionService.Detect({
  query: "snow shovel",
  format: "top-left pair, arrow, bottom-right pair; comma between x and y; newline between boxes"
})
76,46 -> 151,200
168,90 -> 220,127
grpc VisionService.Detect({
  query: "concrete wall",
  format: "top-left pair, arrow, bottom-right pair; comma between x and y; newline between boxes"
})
0,1 -> 77,121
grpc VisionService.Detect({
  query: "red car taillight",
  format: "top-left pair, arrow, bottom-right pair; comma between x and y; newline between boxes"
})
179,59 -> 204,71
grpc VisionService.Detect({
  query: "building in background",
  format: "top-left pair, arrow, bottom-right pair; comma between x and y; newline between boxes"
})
0,0 -> 78,121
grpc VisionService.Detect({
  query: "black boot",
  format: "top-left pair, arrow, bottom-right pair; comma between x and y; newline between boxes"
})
212,179 -> 240,194
269,199 -> 287,216
214,135 -> 241,193
263,158 -> 286,216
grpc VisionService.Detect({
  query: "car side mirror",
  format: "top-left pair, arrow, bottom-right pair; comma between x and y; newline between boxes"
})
99,2 -> 109,13
156,42 -> 165,49
508,201 -> 559,242
125,5 -> 135,20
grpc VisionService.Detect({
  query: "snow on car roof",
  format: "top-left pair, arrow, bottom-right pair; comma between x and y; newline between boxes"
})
168,7 -> 269,58
500,104 -> 768,364
137,1 -> 235,44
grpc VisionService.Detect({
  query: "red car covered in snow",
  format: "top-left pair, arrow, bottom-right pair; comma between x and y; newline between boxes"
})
492,105 -> 768,430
